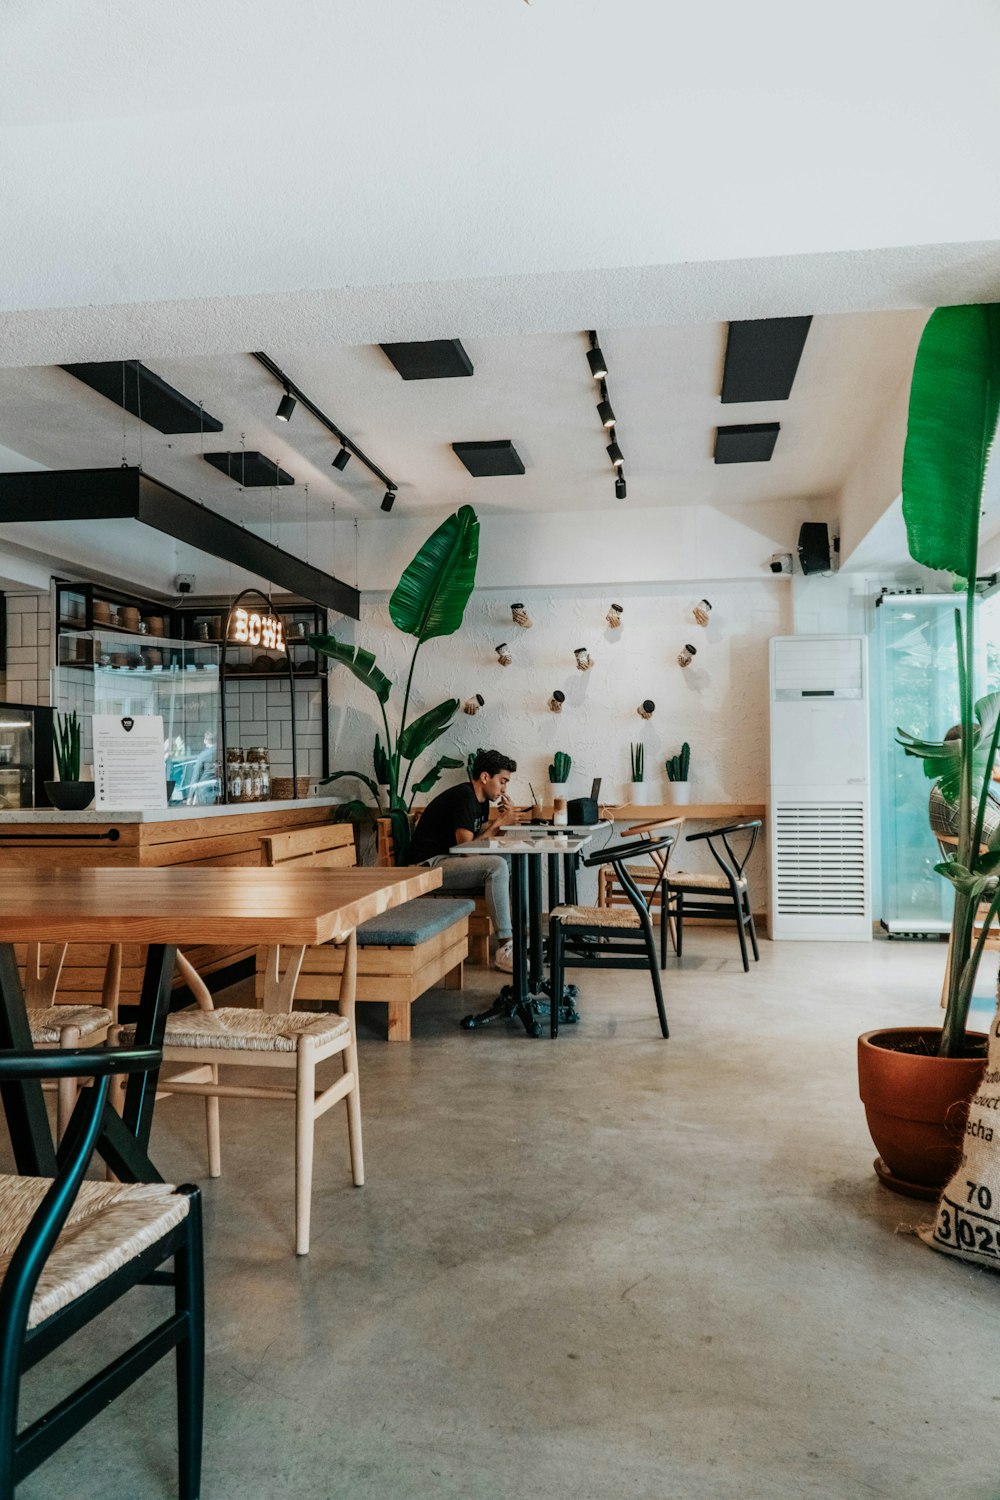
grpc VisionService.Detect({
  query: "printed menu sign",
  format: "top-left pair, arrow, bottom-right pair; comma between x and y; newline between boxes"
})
93,714 -> 167,811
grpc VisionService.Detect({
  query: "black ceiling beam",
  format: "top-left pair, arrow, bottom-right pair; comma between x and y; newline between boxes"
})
251,351 -> 397,494
720,317 -> 812,404
714,423 -> 780,463
0,467 -> 359,619
61,361 -> 224,434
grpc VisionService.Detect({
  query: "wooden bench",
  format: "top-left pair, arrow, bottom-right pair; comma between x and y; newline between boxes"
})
258,823 -> 472,1041
376,815 -> 492,966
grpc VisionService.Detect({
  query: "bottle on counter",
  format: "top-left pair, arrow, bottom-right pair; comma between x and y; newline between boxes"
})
226,747 -> 244,803
239,754 -> 255,803
247,747 -> 270,802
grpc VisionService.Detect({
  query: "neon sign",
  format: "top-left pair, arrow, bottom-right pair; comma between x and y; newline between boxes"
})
230,608 -> 286,653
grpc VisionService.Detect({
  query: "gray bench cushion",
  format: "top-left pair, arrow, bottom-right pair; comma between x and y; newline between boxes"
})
355,897 -> 474,948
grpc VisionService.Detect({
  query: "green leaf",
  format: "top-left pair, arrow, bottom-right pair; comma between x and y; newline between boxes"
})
389,506 -> 480,642
898,691 -> 1000,799
410,755 -> 463,796
317,769 -> 381,801
308,635 -> 391,704
902,304 -> 1000,582
373,734 -> 392,786
934,860 -> 992,899
330,800 -> 376,826
388,806 -> 413,865
397,699 -> 460,761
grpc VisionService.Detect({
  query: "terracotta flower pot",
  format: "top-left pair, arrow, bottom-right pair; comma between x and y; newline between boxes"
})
858,1028 -> 987,1198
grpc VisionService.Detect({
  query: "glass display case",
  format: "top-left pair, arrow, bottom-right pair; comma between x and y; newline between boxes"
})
52,630 -> 223,805
0,702 -> 54,809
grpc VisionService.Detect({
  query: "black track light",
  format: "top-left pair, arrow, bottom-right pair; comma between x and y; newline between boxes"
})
381,488 -> 396,513
276,391 -> 296,422
332,446 -> 351,471
606,438 -> 624,468
587,331 -> 608,381
615,473 -> 627,500
597,379 -> 615,429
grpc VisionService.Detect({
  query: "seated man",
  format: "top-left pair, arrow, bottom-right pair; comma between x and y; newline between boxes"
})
928,723 -> 1000,844
408,748 -> 522,972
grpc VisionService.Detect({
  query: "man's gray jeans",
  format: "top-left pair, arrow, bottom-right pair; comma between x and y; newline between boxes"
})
423,854 -> 512,942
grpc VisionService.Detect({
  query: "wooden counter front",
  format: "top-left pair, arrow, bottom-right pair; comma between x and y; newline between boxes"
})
0,801 -> 341,1006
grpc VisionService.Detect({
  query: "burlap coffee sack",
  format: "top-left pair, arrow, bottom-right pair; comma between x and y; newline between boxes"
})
921,1008 -> 1000,1267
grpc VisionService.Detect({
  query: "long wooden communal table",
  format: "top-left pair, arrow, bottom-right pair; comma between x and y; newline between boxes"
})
0,865 -> 440,1182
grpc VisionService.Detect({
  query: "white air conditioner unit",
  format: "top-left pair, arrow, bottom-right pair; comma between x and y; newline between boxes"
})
768,635 -> 871,940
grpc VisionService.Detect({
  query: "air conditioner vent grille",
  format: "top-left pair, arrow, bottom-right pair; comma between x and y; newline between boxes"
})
774,802 -> 867,915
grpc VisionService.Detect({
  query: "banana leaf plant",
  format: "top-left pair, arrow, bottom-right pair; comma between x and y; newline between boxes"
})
309,505 -> 479,861
896,304 -> 1000,1056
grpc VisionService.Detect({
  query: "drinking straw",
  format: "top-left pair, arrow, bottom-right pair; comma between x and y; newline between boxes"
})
529,782 -> 538,803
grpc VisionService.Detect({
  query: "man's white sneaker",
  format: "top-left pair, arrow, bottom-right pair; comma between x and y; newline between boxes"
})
494,940 -> 514,973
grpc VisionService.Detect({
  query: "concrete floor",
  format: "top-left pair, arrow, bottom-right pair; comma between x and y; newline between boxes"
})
14,931 -> 1000,1500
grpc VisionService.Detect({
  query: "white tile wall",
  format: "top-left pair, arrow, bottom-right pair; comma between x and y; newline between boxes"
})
224,677 -> 325,779
2,593 -> 51,706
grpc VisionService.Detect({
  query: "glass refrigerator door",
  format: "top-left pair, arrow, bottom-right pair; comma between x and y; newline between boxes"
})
876,595 -> 991,932
0,708 -> 34,809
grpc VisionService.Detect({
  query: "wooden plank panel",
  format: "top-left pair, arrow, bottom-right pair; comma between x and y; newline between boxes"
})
263,823 -> 353,863
141,805 -> 334,848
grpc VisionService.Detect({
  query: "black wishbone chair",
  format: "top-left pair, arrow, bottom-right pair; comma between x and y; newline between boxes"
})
0,1046 -> 204,1500
547,835 -> 673,1039
666,819 -> 762,972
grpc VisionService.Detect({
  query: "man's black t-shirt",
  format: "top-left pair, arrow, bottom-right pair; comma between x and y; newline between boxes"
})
409,782 -> 487,863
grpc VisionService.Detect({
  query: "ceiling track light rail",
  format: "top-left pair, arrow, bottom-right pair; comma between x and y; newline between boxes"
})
251,351 -> 399,500
584,331 -> 627,493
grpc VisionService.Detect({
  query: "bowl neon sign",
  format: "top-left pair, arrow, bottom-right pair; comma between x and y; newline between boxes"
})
229,607 -> 286,653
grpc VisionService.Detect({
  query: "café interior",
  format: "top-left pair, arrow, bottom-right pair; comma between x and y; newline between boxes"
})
2,5 -> 1000,1498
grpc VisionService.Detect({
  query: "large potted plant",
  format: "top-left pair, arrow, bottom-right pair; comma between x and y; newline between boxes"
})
858,304 -> 1000,1196
310,506 -> 479,862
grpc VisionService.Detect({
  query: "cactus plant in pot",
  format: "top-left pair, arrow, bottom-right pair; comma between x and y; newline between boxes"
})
45,710 -> 93,810
665,742 -> 691,806
858,304 -> 1000,1198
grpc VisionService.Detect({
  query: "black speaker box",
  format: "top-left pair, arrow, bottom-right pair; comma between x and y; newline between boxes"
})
797,522 -> 831,575
567,797 -> 599,826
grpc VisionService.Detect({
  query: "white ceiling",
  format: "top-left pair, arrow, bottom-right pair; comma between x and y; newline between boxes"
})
0,0 -> 994,584
0,310 -> 927,528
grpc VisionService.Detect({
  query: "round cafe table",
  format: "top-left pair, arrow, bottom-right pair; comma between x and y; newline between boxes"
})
452,825 -> 608,1037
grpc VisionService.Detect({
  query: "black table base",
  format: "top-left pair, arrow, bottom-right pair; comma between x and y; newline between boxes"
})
459,980 -> 580,1037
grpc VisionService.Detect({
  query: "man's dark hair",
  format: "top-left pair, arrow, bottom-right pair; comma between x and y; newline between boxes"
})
471,749 -> 516,779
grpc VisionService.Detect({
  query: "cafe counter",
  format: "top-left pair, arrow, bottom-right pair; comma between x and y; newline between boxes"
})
0,798 -> 344,1005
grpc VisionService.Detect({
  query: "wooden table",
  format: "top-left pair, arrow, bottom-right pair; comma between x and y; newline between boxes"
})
0,865 -> 440,1180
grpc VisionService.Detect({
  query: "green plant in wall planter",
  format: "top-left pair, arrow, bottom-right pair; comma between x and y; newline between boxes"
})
310,505 -> 479,862
548,751 -> 572,786
858,304 -> 1000,1197
46,710 -> 93,810
665,742 -> 691,806
629,741 -> 655,806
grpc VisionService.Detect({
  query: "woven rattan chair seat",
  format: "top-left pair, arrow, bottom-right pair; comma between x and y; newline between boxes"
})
27,1005 -> 113,1044
0,1175 -> 189,1330
121,1008 -> 351,1054
552,904 -> 642,928
668,869 -> 747,891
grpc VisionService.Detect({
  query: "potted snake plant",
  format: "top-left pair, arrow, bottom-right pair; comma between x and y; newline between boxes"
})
45,710 -> 94,810
858,304 -> 1000,1197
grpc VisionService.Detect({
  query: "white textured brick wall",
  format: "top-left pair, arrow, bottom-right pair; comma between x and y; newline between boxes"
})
2,592 -> 51,706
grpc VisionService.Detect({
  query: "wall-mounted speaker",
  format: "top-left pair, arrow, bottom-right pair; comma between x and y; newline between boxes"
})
797,522 -> 831,575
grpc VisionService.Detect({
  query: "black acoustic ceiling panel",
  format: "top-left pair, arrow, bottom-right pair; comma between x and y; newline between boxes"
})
720,316 -> 812,404
380,340 -> 474,379
714,423 -> 780,464
61,361 -> 224,434
203,451 -> 295,487
452,440 -> 525,477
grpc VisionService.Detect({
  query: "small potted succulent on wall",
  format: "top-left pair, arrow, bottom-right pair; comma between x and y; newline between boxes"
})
46,710 -> 94,810
665,742 -> 691,806
629,742 -> 654,805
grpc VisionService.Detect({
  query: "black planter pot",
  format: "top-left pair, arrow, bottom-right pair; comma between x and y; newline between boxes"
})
44,780 -> 94,811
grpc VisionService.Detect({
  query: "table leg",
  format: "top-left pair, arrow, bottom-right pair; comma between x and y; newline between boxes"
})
460,854 -> 540,1036
528,856 -> 544,992
102,943 -> 175,1182
0,942 -> 56,1176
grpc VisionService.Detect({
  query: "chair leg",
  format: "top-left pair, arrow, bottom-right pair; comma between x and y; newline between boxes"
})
175,1190 -> 205,1500
641,918 -> 669,1039
549,920 -> 563,1039
205,1068 -> 221,1178
295,1041 -> 317,1256
734,889 -> 751,973
746,896 -> 761,962
56,1023 -> 83,1138
675,894 -> 684,956
659,883 -> 668,969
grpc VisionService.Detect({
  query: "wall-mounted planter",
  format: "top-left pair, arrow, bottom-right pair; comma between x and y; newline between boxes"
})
629,780 -> 656,806
665,782 -> 690,806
